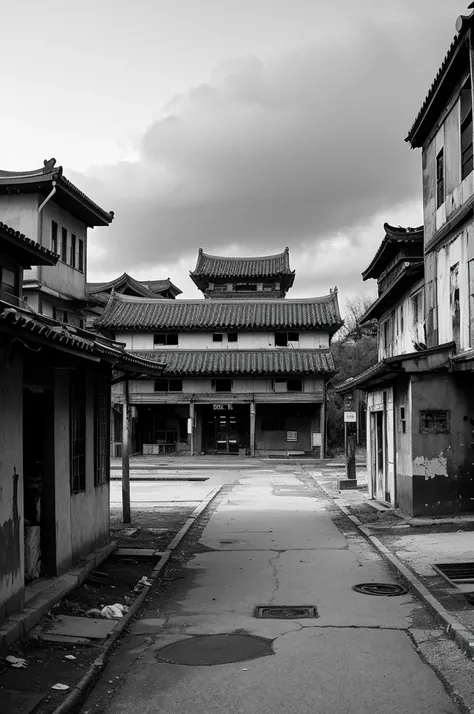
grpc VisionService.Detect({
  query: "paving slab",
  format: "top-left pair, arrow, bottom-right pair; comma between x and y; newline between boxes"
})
32,615 -> 117,640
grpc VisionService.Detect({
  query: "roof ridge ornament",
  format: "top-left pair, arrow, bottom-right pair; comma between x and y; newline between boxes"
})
43,158 -> 56,173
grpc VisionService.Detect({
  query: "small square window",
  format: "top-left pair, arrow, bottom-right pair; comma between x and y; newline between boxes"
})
169,379 -> 183,392
213,333 -> 224,342
287,379 -> 302,392
275,333 -> 288,347
228,333 -> 238,343
213,378 -> 232,392
420,410 -> 450,434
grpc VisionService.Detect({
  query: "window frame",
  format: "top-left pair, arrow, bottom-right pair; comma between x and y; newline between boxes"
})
212,378 -> 233,392
420,409 -> 450,434
153,333 -> 179,346
436,148 -> 445,208
94,374 -> 110,487
70,372 -> 86,493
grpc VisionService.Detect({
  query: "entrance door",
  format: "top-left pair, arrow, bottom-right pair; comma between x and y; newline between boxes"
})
370,410 -> 386,502
215,414 -> 238,454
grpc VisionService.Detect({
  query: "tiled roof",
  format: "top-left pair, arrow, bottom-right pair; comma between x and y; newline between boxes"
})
94,292 -> 342,333
406,12 -> 474,147
0,302 -> 164,375
0,159 -> 114,227
140,278 -> 182,297
362,223 -> 423,281
0,221 -> 59,265
128,349 -> 335,375
191,247 -> 293,279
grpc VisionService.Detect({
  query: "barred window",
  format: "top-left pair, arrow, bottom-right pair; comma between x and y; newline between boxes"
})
70,372 -> 86,493
95,374 -> 110,486
420,410 -> 450,434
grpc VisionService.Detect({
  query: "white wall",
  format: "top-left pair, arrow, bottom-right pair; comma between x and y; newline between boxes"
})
436,228 -> 471,350
116,330 -> 331,350
128,376 -> 324,394
378,278 -> 425,360
0,194 -> 38,239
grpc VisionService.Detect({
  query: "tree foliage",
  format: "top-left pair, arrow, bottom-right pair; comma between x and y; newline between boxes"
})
326,292 -> 379,452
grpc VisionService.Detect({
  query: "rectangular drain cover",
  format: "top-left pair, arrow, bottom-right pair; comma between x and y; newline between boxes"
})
255,606 -> 318,619
433,562 -> 474,585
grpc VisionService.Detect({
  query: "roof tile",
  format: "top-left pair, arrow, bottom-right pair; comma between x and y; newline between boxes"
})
95,293 -> 342,332
129,349 -> 335,375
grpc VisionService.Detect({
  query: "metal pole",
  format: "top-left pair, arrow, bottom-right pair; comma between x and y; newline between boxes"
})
122,379 -> 131,523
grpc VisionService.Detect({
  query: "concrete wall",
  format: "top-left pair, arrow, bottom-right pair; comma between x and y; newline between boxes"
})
0,340 -> 24,621
116,331 -> 331,350
410,373 -> 474,516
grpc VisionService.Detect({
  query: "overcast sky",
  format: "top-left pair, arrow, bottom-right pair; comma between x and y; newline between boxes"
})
2,0 -> 469,306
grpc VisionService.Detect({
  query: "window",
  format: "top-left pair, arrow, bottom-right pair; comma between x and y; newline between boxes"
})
420,410 -> 450,434
275,331 -> 299,347
287,378 -> 303,392
95,374 -> 110,486
273,378 -> 302,392
154,379 -> 183,392
153,333 -> 179,346
70,372 -> 86,493
400,406 -> 406,434
436,149 -> 444,208
70,234 -> 76,268
228,332 -> 238,343
78,239 -> 84,272
262,418 -> 285,431
461,80 -> 473,180
61,227 -> 68,262
0,265 -> 19,304
213,333 -> 224,343
51,221 -> 58,253
213,378 -> 232,392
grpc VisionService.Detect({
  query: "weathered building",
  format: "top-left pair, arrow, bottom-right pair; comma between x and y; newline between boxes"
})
0,158 -> 114,327
95,250 -> 341,457
337,8 -> 474,515
0,221 -> 162,628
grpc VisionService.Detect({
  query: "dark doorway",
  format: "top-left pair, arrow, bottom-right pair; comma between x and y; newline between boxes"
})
23,388 -> 56,581
202,405 -> 249,454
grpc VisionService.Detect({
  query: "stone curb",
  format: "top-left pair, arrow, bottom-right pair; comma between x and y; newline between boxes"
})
0,541 -> 117,656
313,478 -> 474,659
52,485 -> 223,714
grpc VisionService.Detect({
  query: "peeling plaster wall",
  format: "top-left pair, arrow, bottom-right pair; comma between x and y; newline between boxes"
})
0,340 -> 24,621
410,373 -> 474,516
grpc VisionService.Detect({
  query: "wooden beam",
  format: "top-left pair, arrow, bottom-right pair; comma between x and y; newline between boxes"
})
122,379 -> 131,523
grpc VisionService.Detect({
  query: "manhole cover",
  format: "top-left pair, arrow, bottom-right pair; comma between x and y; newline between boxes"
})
352,583 -> 407,596
155,634 -> 273,666
255,606 -> 318,619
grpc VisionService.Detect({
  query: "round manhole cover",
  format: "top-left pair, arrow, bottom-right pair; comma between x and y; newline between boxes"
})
352,583 -> 407,596
155,634 -> 273,666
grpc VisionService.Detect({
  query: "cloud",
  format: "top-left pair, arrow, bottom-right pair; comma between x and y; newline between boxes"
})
74,11 -> 450,289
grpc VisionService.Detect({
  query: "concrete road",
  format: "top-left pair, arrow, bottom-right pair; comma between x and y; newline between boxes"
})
91,462 -> 463,713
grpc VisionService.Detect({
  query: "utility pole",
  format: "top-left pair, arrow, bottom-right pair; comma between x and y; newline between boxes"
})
339,390 -> 358,490
122,379 -> 131,523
